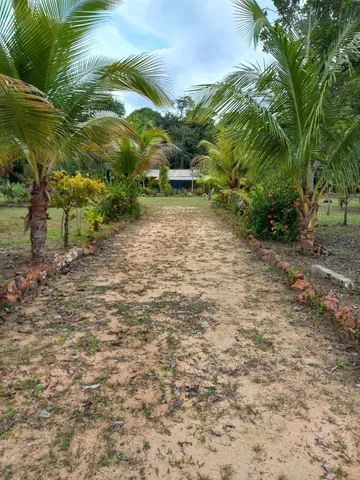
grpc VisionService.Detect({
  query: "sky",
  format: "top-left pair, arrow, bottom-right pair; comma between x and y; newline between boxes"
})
93,0 -> 275,114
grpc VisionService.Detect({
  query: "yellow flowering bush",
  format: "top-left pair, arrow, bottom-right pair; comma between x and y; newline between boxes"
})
51,171 -> 105,248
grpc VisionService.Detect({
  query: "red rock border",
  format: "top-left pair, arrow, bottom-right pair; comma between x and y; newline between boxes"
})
0,237 -> 102,311
249,234 -> 359,333
228,216 -> 359,335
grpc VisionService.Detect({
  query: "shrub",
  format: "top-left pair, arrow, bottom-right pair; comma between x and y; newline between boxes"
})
98,181 -> 140,222
159,165 -> 172,196
194,186 -> 205,196
0,180 -> 29,203
212,189 -> 249,216
86,207 -> 104,235
51,171 -> 105,248
243,185 -> 300,242
139,186 -> 157,196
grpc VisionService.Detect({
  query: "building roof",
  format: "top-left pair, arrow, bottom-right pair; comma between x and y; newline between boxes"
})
148,169 -> 201,181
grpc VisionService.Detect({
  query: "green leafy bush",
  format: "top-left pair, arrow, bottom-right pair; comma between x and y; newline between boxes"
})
243,185 -> 300,242
51,171 -> 105,247
98,181 -> 140,222
139,186 -> 157,196
212,189 -> 249,216
0,180 -> 29,202
159,165 -> 172,196
86,207 -> 104,235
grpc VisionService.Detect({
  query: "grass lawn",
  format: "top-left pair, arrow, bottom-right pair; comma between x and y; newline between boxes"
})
0,205 -> 89,247
317,198 -> 360,227
139,196 -> 208,207
0,200 -> 115,284
1,194 -> 359,288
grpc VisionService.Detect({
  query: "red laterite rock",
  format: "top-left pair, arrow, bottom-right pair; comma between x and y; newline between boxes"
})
322,296 -> 339,313
336,307 -> 357,331
297,288 -> 317,303
276,261 -> 291,273
292,278 -> 312,291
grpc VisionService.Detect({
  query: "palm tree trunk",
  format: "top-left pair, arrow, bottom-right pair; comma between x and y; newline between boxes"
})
298,193 -> 319,255
326,183 -> 331,216
28,179 -> 50,264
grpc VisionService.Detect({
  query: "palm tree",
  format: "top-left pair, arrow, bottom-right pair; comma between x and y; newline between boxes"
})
109,125 -> 171,180
192,132 -> 247,190
195,0 -> 360,253
0,0 -> 171,263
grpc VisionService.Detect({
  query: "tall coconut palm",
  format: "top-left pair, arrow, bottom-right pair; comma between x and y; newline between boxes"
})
0,0 -> 171,263
109,125 -> 171,180
195,0 -> 360,253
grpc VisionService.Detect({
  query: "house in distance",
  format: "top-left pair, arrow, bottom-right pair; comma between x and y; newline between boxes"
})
147,169 -> 201,192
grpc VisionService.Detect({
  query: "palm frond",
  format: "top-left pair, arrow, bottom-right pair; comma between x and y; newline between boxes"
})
233,0 -> 270,46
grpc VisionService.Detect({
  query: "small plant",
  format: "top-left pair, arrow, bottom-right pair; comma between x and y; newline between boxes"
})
251,330 -> 273,350
75,332 -> 101,355
143,440 -> 151,451
334,466 -> 348,479
86,207 -> 104,235
57,431 -> 74,451
335,358 -> 347,369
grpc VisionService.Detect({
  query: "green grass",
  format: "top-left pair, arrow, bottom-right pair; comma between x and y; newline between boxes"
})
317,199 -> 360,228
139,196 -> 208,207
0,204 -> 114,248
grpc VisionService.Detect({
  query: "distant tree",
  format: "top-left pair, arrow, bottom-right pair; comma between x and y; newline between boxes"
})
161,107 -> 215,169
97,95 -> 126,117
174,96 -> 195,119
126,99 -> 215,169
127,107 -> 163,128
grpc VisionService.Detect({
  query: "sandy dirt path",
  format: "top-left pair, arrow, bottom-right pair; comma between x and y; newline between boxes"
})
0,200 -> 359,480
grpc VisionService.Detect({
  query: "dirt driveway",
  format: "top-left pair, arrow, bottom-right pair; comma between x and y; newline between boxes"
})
0,199 -> 359,480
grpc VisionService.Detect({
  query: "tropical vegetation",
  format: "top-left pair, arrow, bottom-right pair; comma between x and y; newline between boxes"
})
109,125 -> 171,181
195,0 -> 360,253
0,0 -> 170,263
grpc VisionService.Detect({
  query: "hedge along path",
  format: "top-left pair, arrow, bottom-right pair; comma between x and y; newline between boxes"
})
0,200 -> 359,480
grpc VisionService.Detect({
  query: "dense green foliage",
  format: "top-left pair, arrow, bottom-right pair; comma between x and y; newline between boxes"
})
195,0 -> 360,252
243,186 -> 300,242
126,97 -> 215,169
97,182 -> 140,222
0,180 -> 29,203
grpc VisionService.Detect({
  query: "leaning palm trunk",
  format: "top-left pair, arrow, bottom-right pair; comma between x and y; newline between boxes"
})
26,179 -> 50,264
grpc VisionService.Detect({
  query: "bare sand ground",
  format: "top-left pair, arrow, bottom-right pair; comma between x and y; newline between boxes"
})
0,200 -> 359,480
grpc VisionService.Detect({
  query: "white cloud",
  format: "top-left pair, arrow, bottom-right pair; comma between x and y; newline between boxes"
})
92,0 -> 275,113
